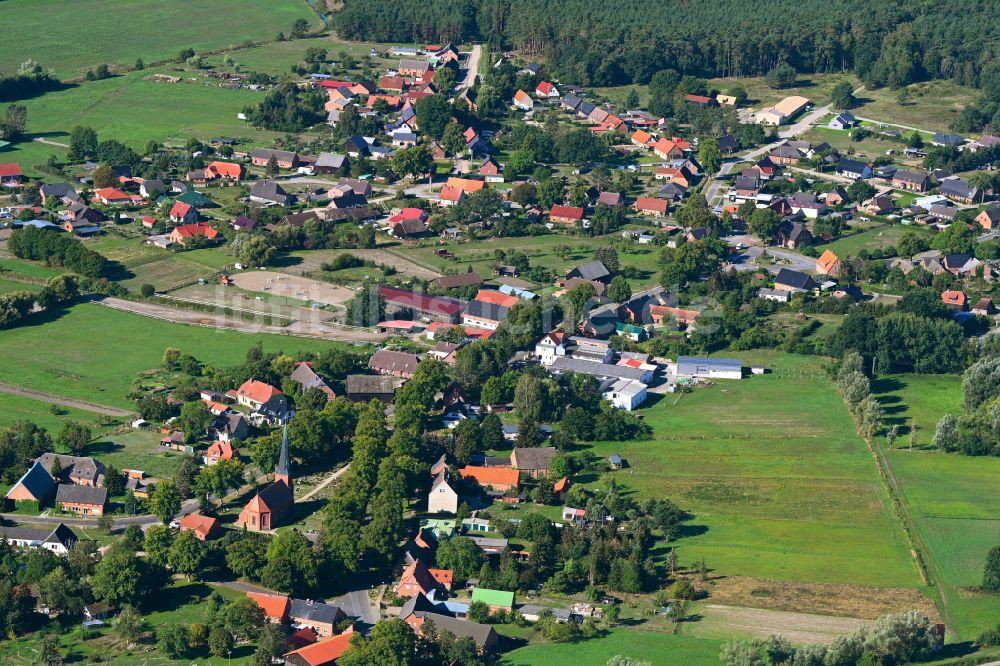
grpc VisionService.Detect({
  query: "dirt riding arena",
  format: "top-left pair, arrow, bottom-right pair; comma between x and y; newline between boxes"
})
231,271 -> 356,306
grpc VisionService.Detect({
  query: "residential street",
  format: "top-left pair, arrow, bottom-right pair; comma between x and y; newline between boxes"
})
457,44 -> 482,91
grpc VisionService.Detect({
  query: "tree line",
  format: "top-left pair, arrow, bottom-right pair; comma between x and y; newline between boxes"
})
333,0 -> 1000,89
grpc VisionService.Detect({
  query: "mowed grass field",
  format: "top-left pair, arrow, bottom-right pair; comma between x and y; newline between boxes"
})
0,302 -> 342,408
4,66 -> 282,152
852,80 -> 977,133
0,393 -> 110,433
820,224 -> 933,259
580,351 -> 919,588
0,0 -> 318,78
202,35 -> 398,77
874,374 -> 1000,638
502,629 -> 724,666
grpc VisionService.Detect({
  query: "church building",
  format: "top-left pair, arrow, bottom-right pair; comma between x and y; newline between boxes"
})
237,426 -> 294,531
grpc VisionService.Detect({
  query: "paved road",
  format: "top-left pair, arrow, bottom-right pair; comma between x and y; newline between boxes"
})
703,161 -> 736,205
94,296 -> 387,343
0,382 -> 133,417
457,44 -> 482,92
0,499 -> 199,528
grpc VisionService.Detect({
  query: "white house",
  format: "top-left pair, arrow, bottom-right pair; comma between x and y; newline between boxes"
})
602,379 -> 648,411
0,523 -> 77,555
428,470 -> 459,514
535,332 -> 570,366
676,356 -> 742,380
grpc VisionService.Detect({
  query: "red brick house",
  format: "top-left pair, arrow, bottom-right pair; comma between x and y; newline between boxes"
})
549,204 -> 585,225
205,161 -> 245,181
395,559 -> 454,598
169,222 -> 217,245
634,197 -> 668,217
179,513 -> 221,540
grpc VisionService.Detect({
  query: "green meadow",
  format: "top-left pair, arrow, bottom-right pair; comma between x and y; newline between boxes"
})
579,351 -> 919,588
0,301 -> 342,409
874,374 -> 1000,638
6,67 -> 283,150
0,393 -> 110,433
0,0 -> 318,78
502,629 -> 724,666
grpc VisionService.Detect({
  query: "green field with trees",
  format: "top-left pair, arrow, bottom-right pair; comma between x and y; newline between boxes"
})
0,0 -> 318,78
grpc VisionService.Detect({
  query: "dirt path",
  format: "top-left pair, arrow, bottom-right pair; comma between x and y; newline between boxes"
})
33,137 -> 69,148
0,382 -> 133,417
458,44 -> 482,91
699,604 -> 866,644
297,463 -> 350,503
94,296 -> 387,343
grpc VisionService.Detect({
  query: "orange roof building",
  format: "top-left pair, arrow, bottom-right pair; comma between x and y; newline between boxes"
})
169,222 -> 217,244
204,440 -> 237,464
474,289 -> 519,308
395,558 -> 454,598
206,161 -> 245,181
553,476 -> 570,493
459,466 -> 519,491
247,591 -> 291,622
234,379 -> 283,409
942,289 -> 967,310
816,249 -> 841,276
284,627 -> 354,666
634,197 -> 669,216
652,138 -> 683,159
445,177 -> 486,193
178,513 -> 221,541
631,129 -> 652,146
168,201 -> 198,224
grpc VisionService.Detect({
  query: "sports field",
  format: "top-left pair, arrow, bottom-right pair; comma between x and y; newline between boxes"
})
582,351 -> 919,589
0,0 -> 318,78
874,373 -> 1000,638
0,302 -> 341,409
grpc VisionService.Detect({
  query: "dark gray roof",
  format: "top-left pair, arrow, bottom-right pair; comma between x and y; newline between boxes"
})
940,178 -> 977,200
561,94 -> 582,110
549,356 -> 649,382
774,268 -> 815,291
421,613 -> 497,647
837,158 -> 868,174
512,446 -> 557,470
40,182 -> 76,197
0,523 -> 75,549
893,169 -> 930,185
933,132 -> 965,146
250,180 -> 290,205
6,462 -> 55,501
252,148 -> 298,162
462,299 -> 509,322
36,453 -> 103,484
344,135 -> 370,155
55,484 -> 107,506
577,102 -> 596,117
289,598 -> 344,624
770,144 -> 802,159
568,260 -> 610,282
399,593 -> 447,619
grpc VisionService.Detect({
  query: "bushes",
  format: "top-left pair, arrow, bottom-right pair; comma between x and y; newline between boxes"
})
8,227 -> 111,279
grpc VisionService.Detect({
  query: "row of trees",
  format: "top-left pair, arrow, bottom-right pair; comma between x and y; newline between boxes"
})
334,0 -> 1000,89
8,227 -> 113,279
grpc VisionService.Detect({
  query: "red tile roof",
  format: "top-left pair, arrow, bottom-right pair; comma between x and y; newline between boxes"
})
536,81 -> 555,95
0,163 -> 22,177
634,197 -> 668,214
172,222 -> 218,239
178,513 -> 219,540
236,379 -> 283,404
378,286 -> 463,315
247,591 -> 290,621
549,204 -> 584,221
169,201 -> 194,219
284,627 -> 354,666
206,161 -> 243,179
95,187 -> 130,201
474,289 -> 519,308
460,465 -> 519,487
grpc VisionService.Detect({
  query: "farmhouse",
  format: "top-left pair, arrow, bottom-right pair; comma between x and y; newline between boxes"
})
774,268 -> 815,292
250,180 -> 292,206
461,299 -> 509,331
0,523 -> 77,555
634,197 -> 669,217
368,349 -> 421,378
252,148 -> 299,169
4,462 -> 56,506
816,250 -> 841,276
892,170 -> 932,192
549,204 -> 585,225
169,222 -> 217,244
234,379 -> 283,410
510,447 -> 558,478
460,466 -> 519,492
55,484 -> 107,516
35,453 -> 103,486
396,558 -> 454,598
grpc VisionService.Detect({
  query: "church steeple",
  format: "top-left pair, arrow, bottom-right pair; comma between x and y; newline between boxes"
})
275,424 -> 291,490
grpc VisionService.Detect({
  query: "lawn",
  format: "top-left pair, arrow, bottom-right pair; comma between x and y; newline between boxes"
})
85,429 -> 192,481
502,629 -> 724,666
851,80 -> 977,133
0,277 -> 41,294
0,393 -> 111,433
0,257 -> 65,281
201,35 -> 398,77
4,65 -> 284,151
0,0 -> 318,78
0,138 -> 68,180
0,301 -> 343,408
873,373 -> 1000,638
574,351 -> 919,589
820,224 -> 933,259
707,73 -> 859,110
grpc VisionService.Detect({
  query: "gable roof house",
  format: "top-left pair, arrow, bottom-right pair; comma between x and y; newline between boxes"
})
549,204 -> 585,225
428,469 -> 459,514
179,513 -> 222,540
345,374 -> 404,403
634,196 -> 669,217
942,289 -> 967,311
234,379 -> 283,410
35,453 -> 103,486
828,111 -> 857,130
290,362 -> 336,401
940,177 -> 983,204
250,180 -> 292,206
892,170 -> 932,192
567,260 -> 611,283
368,349 -> 421,379
56,484 -> 108,516
976,208 -> 1000,230
510,447 -> 557,478
5,462 -> 57,506
0,523 -> 77,555
512,89 -> 533,111
396,558 -> 454,598
459,466 -> 519,492
283,627 -> 355,666
251,148 -> 299,169
461,299 -> 509,331
769,144 -> 803,165
836,158 -> 872,180
774,268 -> 815,293
816,249 -> 841,276
169,222 -> 218,245
289,598 -> 347,638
